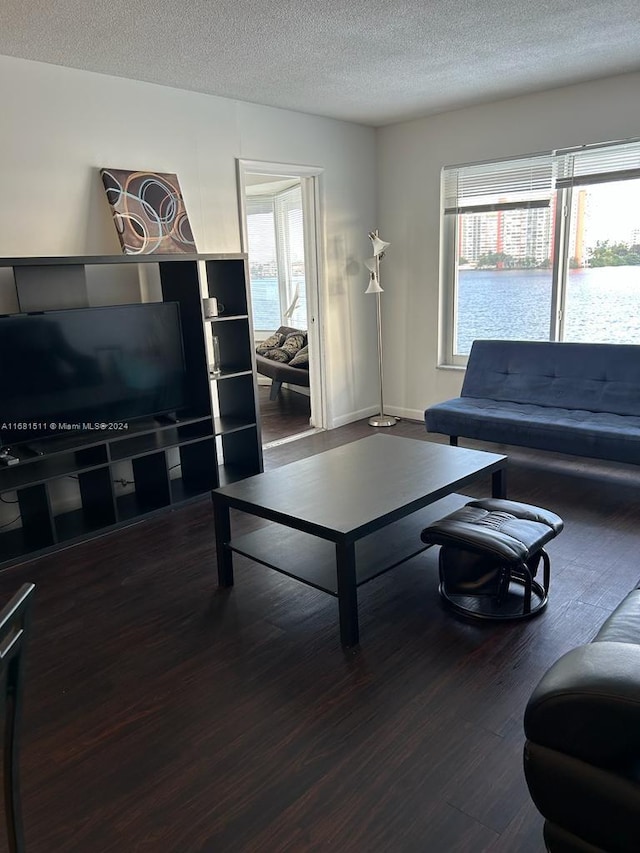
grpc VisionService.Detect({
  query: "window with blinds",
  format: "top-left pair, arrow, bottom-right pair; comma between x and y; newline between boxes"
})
555,138 -> 640,187
441,137 -> 640,364
246,184 -> 307,332
246,196 -> 281,331
443,153 -> 555,214
274,186 -> 307,328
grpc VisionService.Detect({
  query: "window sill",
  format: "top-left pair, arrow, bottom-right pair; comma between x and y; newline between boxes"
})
437,363 -> 466,371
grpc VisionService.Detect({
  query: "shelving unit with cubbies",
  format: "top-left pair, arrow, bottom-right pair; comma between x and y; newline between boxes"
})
0,254 -> 263,570
202,257 -> 263,486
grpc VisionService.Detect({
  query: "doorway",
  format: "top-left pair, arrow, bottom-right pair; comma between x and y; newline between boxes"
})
237,160 -> 325,447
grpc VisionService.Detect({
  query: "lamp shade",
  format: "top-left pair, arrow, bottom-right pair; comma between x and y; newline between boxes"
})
365,272 -> 384,294
368,232 -> 390,257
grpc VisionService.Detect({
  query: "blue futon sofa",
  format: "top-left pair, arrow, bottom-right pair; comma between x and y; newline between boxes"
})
425,339 -> 640,464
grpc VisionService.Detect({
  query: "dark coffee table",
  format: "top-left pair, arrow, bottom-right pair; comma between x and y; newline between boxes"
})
212,435 -> 507,646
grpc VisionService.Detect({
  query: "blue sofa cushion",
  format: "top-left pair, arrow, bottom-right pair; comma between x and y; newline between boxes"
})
426,397 -> 640,464
462,340 -> 640,417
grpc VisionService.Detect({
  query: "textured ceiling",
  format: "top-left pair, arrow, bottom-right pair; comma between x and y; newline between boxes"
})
1,0 -> 640,126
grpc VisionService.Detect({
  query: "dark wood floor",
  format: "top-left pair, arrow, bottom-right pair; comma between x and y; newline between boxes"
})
258,384 -> 311,445
2,418 -> 640,852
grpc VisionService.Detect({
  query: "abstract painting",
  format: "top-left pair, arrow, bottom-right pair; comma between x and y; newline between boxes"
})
100,169 -> 197,254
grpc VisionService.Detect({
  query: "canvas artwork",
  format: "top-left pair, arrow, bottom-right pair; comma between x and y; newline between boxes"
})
100,169 -> 197,254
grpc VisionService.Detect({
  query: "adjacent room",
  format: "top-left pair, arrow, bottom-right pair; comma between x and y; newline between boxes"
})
0,1 -> 639,851
241,167 -> 317,446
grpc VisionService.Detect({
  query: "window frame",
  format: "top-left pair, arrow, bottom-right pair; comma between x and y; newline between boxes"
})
440,138 -> 640,366
273,185 -> 307,328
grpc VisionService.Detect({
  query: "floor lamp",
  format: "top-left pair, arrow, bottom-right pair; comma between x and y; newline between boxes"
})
365,230 -> 396,428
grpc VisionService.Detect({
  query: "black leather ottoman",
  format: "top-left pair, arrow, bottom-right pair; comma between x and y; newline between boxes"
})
420,499 -> 563,620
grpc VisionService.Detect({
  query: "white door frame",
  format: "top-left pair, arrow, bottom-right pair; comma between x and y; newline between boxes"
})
236,159 -> 327,431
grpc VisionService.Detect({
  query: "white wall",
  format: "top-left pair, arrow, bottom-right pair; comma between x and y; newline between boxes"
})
378,71 -> 640,421
0,55 -> 379,428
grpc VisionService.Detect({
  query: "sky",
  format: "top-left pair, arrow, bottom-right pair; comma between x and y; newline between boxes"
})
584,179 -> 640,245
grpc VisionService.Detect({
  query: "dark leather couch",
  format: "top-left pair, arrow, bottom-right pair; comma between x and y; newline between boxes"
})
524,583 -> 640,851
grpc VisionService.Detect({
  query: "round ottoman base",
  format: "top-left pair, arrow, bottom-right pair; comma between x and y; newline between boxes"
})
439,576 -> 548,621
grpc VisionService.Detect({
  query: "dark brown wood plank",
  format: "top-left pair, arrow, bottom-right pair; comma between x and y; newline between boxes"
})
0,418 -> 638,851
258,384 -> 311,445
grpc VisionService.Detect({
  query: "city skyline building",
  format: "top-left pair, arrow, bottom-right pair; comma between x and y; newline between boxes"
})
458,190 -> 591,267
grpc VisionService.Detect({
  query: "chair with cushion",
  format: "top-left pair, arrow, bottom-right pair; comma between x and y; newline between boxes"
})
255,325 -> 310,400
420,498 -> 563,620
524,582 -> 640,851
0,583 -> 35,853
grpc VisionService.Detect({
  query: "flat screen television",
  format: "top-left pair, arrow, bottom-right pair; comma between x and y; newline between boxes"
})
0,302 -> 188,448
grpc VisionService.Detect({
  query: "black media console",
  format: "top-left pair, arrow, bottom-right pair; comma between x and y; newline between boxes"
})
0,254 -> 263,570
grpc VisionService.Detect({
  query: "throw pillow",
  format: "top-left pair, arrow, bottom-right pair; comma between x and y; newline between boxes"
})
289,345 -> 309,368
263,347 -> 291,363
256,331 -> 285,355
281,332 -> 306,358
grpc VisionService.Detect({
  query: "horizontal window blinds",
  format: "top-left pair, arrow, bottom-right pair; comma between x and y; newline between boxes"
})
275,186 -> 306,327
246,196 -> 274,216
555,138 -> 640,187
443,154 -> 554,214
444,138 -> 640,212
246,197 -> 277,273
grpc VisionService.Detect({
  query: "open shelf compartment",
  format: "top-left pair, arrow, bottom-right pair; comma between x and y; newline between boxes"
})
227,493 -> 471,594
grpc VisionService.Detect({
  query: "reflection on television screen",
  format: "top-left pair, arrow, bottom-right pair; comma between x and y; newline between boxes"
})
0,303 -> 187,445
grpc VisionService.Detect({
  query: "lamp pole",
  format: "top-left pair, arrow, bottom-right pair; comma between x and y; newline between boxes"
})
367,231 -> 396,428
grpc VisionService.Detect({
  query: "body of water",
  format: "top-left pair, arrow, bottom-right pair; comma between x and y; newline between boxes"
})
249,276 -> 307,331
457,265 -> 640,354
251,267 -> 640,351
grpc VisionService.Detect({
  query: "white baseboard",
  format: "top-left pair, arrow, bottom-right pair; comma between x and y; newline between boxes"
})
386,405 -> 425,423
329,404 -> 424,430
330,406 -> 378,429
